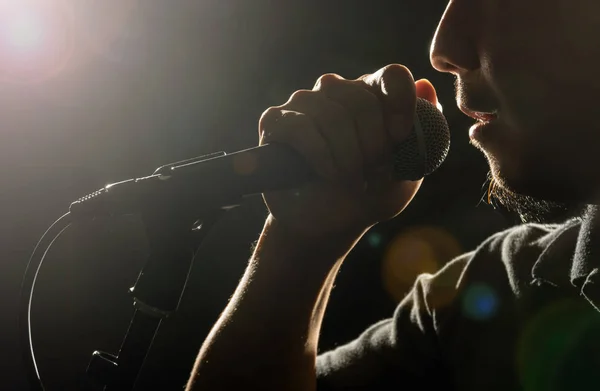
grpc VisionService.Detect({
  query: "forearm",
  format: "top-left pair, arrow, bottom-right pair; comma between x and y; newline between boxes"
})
186,215 -> 365,391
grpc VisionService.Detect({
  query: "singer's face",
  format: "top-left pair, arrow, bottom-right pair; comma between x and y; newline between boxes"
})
430,0 -> 600,205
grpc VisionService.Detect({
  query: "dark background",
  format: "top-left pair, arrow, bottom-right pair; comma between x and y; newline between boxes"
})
0,1 -> 513,389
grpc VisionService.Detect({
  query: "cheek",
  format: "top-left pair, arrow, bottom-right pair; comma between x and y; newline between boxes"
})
483,37 -> 598,161
478,0 -> 600,200
491,119 -> 600,202
482,0 -> 600,131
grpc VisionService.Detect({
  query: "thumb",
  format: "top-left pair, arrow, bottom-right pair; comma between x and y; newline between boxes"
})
415,79 -> 442,112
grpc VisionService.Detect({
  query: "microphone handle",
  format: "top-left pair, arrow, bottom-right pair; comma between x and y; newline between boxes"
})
69,143 -> 314,219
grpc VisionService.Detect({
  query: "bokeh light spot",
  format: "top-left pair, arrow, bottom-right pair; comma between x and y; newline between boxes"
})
0,0 -> 73,84
381,226 -> 462,303
367,232 -> 383,248
517,299 -> 600,391
462,283 -> 498,321
5,10 -> 44,51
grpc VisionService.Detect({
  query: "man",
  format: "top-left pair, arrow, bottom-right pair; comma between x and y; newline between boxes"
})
187,0 -> 600,390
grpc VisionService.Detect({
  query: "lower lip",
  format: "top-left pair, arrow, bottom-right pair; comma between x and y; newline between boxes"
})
469,118 -> 499,140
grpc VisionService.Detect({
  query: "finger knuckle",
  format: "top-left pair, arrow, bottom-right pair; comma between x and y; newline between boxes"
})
258,106 -> 282,134
380,64 -> 414,83
277,114 -> 329,162
287,89 -> 314,105
263,110 -> 312,141
314,73 -> 343,90
356,73 -> 370,81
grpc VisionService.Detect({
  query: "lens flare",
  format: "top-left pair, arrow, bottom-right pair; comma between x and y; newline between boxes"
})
0,0 -> 138,84
0,0 -> 73,84
461,283 -> 498,321
5,10 -> 44,51
367,232 -> 383,248
381,226 -> 462,303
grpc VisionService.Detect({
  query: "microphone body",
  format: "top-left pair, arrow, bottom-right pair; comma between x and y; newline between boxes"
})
69,145 -> 315,219
69,98 -> 450,220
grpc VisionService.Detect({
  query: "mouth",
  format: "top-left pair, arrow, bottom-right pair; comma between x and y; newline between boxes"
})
459,105 -> 501,141
459,105 -> 498,124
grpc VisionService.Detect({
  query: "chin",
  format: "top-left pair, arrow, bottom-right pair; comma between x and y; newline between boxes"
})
471,115 -> 593,222
486,158 -> 585,224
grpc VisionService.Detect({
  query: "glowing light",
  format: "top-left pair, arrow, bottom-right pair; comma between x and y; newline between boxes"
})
0,1 -> 73,83
517,299 -> 599,390
462,283 -> 498,321
367,232 -> 383,248
381,226 -> 462,302
5,10 -> 44,51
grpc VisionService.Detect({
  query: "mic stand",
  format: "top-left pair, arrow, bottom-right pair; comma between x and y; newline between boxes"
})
85,207 -> 225,391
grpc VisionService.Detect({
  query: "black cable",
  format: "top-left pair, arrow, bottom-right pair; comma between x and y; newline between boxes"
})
19,212 -> 72,391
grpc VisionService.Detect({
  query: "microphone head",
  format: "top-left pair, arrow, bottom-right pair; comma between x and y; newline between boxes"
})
393,97 -> 451,181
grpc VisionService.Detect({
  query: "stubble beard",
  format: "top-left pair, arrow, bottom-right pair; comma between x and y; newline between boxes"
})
485,172 -> 584,224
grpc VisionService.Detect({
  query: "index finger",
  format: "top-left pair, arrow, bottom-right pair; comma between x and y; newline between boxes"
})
357,64 -> 417,142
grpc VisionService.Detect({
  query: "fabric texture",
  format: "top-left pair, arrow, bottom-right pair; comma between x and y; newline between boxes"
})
316,212 -> 600,390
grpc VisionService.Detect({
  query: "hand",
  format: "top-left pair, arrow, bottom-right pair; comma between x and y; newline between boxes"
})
259,64 -> 439,243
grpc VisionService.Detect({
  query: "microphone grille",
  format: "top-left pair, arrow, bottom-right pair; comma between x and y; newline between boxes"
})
393,98 -> 451,180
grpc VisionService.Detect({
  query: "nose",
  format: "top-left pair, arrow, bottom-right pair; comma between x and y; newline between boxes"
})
430,1 -> 480,75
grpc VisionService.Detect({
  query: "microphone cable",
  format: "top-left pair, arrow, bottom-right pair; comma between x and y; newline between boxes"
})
19,212 -> 72,391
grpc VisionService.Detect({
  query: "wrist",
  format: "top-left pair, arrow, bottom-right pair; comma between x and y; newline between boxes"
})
254,214 -> 368,271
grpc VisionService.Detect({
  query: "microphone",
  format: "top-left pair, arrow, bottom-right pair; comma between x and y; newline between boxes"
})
69,98 -> 450,220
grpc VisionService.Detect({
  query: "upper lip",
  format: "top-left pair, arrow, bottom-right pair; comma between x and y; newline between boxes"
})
459,105 -> 498,122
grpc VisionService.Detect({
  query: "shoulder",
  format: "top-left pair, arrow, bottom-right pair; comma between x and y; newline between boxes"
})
466,220 -> 579,290
462,221 -> 574,279
416,220 -> 578,320
423,221 -> 567,287
481,221 -> 572,260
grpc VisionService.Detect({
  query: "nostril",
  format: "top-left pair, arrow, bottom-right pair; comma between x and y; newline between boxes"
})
430,49 -> 464,75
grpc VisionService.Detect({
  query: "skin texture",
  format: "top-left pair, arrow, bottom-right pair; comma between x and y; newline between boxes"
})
258,67 -> 439,241
430,0 -> 600,205
187,66 -> 439,391
188,1 -> 600,390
